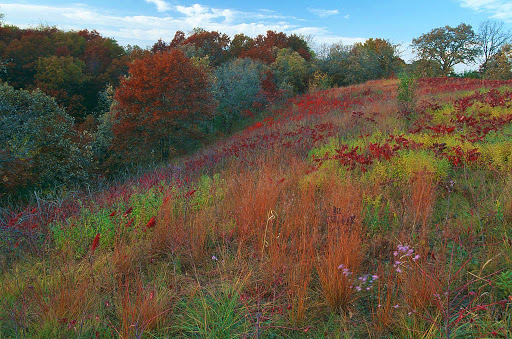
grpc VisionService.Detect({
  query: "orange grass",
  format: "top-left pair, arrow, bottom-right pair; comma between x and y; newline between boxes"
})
151,192 -> 187,257
316,178 -> 364,312
410,170 -> 437,234
116,276 -> 171,338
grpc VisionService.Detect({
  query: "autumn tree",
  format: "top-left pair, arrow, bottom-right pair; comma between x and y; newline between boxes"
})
228,33 -> 254,59
151,39 -> 169,54
412,23 -> 480,76
170,31 -> 186,48
2,29 -> 54,88
111,49 -> 213,164
0,26 -> 128,124
477,20 -> 511,72
181,29 -> 230,66
238,31 -> 312,64
287,34 -> 313,61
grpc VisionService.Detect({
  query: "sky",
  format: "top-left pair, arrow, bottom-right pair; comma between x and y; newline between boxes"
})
1,0 -> 512,69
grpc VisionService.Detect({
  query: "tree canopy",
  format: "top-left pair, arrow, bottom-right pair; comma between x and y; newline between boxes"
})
477,20 -> 512,72
412,23 -> 480,75
111,49 -> 213,163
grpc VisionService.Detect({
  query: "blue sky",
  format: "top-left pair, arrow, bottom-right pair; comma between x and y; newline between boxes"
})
1,0 -> 511,67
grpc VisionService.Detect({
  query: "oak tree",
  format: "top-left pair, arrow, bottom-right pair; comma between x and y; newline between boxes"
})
412,23 -> 480,76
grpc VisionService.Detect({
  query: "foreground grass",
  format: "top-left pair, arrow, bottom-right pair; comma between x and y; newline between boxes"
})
2,78 -> 512,338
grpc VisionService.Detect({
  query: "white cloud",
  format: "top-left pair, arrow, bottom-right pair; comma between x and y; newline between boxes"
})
307,8 -> 339,17
145,0 -> 171,12
0,3 -> 361,48
459,0 -> 512,21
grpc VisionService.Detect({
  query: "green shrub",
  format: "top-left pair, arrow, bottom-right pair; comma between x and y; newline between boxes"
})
0,82 -> 90,198
212,58 -> 268,133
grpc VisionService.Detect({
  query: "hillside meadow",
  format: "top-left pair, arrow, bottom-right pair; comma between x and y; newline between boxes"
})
2,77 -> 512,338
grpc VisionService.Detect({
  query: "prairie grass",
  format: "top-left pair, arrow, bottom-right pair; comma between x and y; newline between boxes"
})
2,78 -> 512,337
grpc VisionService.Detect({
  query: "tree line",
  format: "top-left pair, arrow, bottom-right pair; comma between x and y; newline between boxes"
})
0,18 -> 511,200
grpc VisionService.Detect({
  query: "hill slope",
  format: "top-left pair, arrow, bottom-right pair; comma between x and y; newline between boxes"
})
2,78 -> 512,337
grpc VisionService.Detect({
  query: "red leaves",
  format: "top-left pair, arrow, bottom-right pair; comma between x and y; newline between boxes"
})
91,233 -> 100,256
184,189 -> 197,198
111,49 -> 213,162
425,124 -> 456,135
146,217 -> 156,229
445,146 -> 480,167
125,218 -> 134,228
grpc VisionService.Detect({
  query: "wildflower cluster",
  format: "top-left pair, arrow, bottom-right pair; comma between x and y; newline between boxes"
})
337,264 -> 378,292
393,244 -> 420,273
354,274 -> 379,292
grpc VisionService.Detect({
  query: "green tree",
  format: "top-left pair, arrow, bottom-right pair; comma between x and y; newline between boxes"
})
346,39 -> 403,84
407,59 -> 443,78
35,55 -> 86,90
483,44 -> 512,80
271,48 -> 308,95
212,58 -> 268,133
0,82 -> 89,196
315,42 -> 351,86
412,23 -> 480,76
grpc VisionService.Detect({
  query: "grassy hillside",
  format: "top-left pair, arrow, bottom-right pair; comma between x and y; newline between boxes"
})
2,78 -> 512,338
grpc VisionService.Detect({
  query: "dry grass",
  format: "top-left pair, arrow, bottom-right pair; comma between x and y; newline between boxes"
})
316,178 -> 364,312
410,170 -> 436,234
115,275 -> 171,338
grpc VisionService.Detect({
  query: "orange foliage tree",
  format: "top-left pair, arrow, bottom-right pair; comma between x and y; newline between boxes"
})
111,49 -> 213,164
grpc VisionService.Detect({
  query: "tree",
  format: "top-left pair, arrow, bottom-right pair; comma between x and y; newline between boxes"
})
212,58 -> 268,133
229,33 -> 254,59
111,49 -> 213,163
412,23 -> 480,76
477,20 -> 512,72
239,31 -> 312,64
483,44 -> 512,79
361,38 -> 403,76
287,34 -> 313,61
0,82 -> 89,196
35,56 -> 85,90
347,39 -> 403,83
3,30 -> 54,88
0,25 -> 128,125
271,48 -> 308,95
315,42 -> 351,86
407,59 -> 443,78
182,29 -> 230,66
